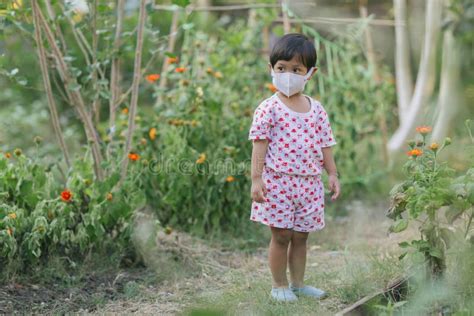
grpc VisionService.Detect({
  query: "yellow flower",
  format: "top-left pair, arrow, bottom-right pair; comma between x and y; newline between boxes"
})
213,71 -> 223,79
8,213 -> 17,220
429,143 -> 439,151
149,127 -> 157,140
106,192 -> 113,201
6,227 -> 13,236
225,176 -> 235,182
196,153 -> 206,164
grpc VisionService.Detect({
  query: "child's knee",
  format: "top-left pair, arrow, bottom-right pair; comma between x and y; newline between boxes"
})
271,228 -> 293,245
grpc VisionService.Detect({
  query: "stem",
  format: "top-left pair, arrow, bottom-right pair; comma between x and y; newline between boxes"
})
120,0 -> 147,183
465,208 -> 473,239
32,0 -> 71,169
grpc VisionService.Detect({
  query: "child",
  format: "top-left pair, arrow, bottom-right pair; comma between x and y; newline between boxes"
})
248,33 -> 340,302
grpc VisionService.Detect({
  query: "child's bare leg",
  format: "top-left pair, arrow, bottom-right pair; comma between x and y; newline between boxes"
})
288,231 -> 309,288
269,227 -> 293,288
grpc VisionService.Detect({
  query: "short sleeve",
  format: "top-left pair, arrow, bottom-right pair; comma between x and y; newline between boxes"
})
316,103 -> 337,147
248,103 -> 273,141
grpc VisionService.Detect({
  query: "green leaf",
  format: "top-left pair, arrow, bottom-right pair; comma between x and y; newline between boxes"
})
165,52 -> 177,58
389,218 -> 408,233
67,83 -> 81,92
398,252 -> 408,260
398,241 -> 410,248
429,247 -> 443,259
172,0 -> 190,8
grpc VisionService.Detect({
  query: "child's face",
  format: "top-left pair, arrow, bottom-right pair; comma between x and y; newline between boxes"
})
268,55 -> 317,79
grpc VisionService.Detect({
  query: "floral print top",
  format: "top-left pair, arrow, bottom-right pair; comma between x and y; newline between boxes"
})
248,93 -> 337,176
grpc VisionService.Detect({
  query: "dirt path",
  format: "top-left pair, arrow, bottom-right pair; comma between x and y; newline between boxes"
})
90,199 -> 417,315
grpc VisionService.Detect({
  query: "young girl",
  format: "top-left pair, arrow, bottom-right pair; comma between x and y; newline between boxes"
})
248,33 -> 340,302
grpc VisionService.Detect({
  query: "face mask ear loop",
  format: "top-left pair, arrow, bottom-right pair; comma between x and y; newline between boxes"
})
304,67 -> 315,81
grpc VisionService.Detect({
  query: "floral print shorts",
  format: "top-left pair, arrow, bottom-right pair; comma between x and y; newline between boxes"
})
250,166 -> 326,232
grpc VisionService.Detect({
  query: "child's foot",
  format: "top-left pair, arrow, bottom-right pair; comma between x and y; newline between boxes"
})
289,283 -> 328,299
270,287 -> 298,302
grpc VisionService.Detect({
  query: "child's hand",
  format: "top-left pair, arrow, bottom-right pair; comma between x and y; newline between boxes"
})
251,177 -> 267,203
328,174 -> 340,201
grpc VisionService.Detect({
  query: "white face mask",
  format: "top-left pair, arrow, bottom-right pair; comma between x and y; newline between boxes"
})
271,67 -> 315,97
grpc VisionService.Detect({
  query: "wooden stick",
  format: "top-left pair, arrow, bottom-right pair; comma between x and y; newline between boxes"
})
32,0 -> 71,169
359,1 -> 380,83
157,9 -> 180,105
281,0 -> 291,34
153,3 -> 315,11
274,17 -> 400,27
120,0 -> 147,182
107,0 -> 125,166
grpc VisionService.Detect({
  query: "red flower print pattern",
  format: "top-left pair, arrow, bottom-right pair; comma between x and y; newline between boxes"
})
248,93 -> 336,176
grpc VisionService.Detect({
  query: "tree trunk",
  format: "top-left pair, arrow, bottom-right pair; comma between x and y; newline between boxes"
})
431,17 -> 462,142
387,0 -> 442,153
393,0 -> 414,122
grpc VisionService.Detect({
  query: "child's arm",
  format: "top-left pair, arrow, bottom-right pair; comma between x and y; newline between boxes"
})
322,147 -> 340,201
250,139 -> 269,203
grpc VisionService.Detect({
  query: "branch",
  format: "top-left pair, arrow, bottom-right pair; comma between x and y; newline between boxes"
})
35,1 -> 104,180
32,0 -> 71,169
120,0 -> 147,182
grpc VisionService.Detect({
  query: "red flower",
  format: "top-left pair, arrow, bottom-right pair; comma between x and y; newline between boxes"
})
128,152 -> 140,161
61,189 -> 72,202
145,74 -> 160,83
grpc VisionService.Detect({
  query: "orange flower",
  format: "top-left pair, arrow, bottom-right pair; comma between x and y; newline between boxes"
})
213,71 -> 223,79
106,192 -> 113,201
8,213 -> 17,220
407,149 -> 423,158
429,143 -> 439,151
7,227 -> 13,236
149,127 -> 157,140
122,107 -> 129,115
5,152 -> 11,159
145,73 -> 160,83
128,152 -> 139,161
266,83 -> 277,93
175,67 -> 186,73
206,67 -> 213,74
61,189 -> 72,202
226,176 -> 235,182
416,126 -> 432,135
167,56 -> 178,64
196,153 -> 206,164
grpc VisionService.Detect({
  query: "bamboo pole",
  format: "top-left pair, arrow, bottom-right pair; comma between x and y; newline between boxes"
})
120,0 -> 147,182
157,9 -> 180,105
32,0 -> 71,169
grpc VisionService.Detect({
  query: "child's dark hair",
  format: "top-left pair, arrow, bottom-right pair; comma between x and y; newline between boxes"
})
269,33 -> 317,70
